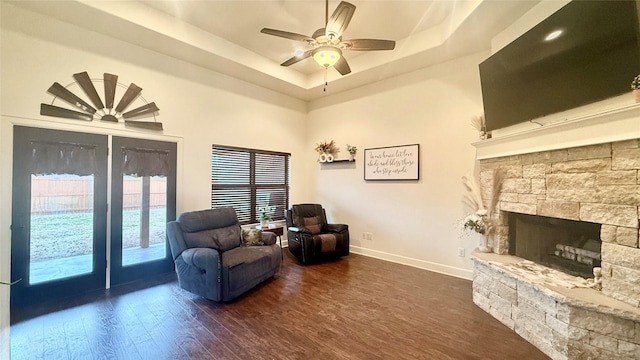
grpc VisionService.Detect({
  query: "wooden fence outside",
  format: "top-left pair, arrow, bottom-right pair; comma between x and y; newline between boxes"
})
31,176 -> 167,214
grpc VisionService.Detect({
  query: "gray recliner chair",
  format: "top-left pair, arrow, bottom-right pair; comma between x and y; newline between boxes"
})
166,207 -> 281,301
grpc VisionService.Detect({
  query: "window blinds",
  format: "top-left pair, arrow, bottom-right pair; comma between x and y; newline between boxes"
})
211,145 -> 290,224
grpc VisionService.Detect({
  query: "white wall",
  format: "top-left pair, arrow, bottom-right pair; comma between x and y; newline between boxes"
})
306,52 -> 487,278
0,4 -> 309,357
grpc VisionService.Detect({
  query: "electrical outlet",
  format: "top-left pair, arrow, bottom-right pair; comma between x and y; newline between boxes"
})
366,232 -> 373,241
361,232 -> 367,240
458,248 -> 465,257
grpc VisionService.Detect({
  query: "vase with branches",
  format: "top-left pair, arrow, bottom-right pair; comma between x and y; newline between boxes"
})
315,140 -> 338,154
470,114 -> 490,140
315,140 -> 339,162
461,169 -> 505,252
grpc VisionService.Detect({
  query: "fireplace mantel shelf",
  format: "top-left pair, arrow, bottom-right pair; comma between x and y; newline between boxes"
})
473,251 -> 640,322
473,103 -> 640,160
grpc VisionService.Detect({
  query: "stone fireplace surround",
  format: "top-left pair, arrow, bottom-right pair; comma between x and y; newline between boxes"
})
470,115 -> 640,358
479,138 -> 640,306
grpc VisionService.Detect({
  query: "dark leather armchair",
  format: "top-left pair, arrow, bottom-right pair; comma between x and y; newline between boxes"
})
285,204 -> 349,264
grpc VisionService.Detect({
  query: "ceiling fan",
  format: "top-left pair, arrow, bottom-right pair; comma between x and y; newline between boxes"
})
260,0 -> 396,75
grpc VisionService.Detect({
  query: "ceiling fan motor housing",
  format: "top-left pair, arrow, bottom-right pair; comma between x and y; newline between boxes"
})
312,28 -> 341,45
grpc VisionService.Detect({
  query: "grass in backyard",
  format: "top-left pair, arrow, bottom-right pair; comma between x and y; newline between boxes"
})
30,208 -> 166,261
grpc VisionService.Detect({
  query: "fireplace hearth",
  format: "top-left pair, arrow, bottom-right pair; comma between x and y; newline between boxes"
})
509,213 -> 601,278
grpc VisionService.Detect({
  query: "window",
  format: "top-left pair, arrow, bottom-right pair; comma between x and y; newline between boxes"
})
211,145 -> 290,224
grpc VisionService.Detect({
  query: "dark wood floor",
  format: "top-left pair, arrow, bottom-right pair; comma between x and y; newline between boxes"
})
11,252 -> 549,360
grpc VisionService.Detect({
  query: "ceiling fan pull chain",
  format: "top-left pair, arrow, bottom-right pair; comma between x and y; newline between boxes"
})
324,68 -> 328,92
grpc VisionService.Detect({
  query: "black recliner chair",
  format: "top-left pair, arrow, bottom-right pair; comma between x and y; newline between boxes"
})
285,204 -> 349,264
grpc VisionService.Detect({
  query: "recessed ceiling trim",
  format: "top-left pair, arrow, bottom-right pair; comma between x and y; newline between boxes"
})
7,0 -> 542,101
78,0 -> 309,87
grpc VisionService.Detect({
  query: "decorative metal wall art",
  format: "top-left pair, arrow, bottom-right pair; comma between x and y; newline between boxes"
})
40,71 -> 162,130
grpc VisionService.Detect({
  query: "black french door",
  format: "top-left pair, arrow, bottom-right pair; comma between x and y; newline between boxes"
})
109,136 -> 176,285
11,126 -> 108,314
11,128 -> 177,319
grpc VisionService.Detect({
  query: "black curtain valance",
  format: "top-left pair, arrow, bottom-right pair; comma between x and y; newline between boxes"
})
122,147 -> 170,177
30,141 -> 97,176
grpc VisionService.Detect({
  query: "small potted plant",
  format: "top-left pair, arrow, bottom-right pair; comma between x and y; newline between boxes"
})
631,74 -> 640,103
346,144 -> 357,161
257,205 -> 274,228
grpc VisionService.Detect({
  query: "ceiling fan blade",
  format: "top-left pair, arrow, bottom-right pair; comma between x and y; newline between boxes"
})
104,73 -> 118,109
341,39 -> 396,51
47,82 -> 96,115
281,50 -> 314,66
325,1 -> 356,39
73,72 -> 104,110
334,56 -> 351,75
40,104 -> 93,121
122,102 -> 159,119
115,83 -> 142,113
261,28 -> 314,43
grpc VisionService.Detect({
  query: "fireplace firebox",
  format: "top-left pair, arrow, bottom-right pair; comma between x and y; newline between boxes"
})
508,213 -> 601,278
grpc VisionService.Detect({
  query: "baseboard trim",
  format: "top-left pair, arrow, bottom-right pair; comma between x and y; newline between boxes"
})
349,246 -> 473,280
280,241 -> 472,280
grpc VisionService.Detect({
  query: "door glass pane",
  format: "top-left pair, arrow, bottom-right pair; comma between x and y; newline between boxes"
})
30,174 -> 94,284
122,175 -> 167,266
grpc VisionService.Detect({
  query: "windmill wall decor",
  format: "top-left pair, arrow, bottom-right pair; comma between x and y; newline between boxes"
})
40,71 -> 162,131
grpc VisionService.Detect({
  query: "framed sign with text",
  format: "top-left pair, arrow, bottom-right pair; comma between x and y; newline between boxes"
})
364,144 -> 420,181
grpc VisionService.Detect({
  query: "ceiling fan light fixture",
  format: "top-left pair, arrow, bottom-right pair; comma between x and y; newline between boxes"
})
313,46 -> 342,67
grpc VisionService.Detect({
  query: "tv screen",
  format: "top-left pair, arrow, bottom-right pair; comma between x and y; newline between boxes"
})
479,0 -> 640,132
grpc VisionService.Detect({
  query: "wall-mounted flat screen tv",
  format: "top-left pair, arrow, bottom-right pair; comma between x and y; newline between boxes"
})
479,0 -> 640,132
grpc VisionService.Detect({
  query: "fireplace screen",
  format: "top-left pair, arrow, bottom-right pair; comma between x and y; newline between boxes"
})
508,213 -> 601,278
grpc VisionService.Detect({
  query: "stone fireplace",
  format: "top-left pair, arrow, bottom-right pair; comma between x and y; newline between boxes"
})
478,138 -> 640,306
470,123 -> 640,359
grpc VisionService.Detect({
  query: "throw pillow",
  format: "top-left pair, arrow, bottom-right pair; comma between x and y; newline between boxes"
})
242,228 -> 264,246
303,216 -> 321,235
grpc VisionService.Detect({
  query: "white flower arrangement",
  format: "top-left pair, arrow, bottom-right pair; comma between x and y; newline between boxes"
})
462,209 -> 489,235
257,205 -> 274,222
